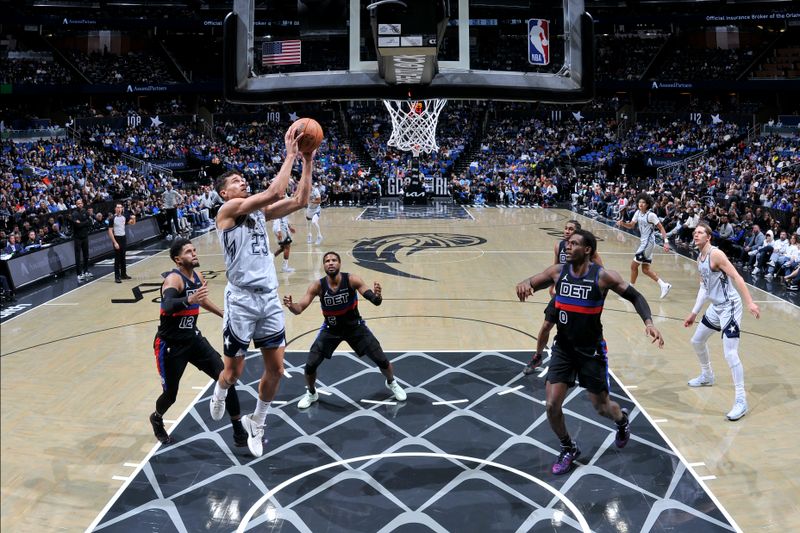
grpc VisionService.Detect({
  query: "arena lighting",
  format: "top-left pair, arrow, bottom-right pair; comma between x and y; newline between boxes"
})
31,1 -> 100,7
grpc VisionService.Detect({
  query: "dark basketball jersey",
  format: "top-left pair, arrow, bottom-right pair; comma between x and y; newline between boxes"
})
319,273 -> 362,330
557,240 -> 568,264
553,263 -> 606,358
158,269 -> 201,340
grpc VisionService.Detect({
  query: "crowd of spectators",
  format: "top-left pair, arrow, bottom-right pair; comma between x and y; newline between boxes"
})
64,49 -> 179,84
596,34 -> 668,81
0,54 -> 73,85
658,45 -> 763,81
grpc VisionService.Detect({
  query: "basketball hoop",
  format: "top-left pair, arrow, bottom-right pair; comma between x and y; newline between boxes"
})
383,99 -> 447,158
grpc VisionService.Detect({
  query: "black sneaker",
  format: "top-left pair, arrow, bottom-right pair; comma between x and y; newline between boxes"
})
121,274 -> 132,280
552,443 -> 581,475
615,408 -> 630,448
232,420 -> 248,447
149,413 -> 174,444
522,352 -> 543,375
115,278 -> 122,283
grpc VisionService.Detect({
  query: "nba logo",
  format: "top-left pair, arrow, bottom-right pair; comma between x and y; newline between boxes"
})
528,19 -> 550,66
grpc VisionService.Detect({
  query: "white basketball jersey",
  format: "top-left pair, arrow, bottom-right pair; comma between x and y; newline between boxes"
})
634,210 -> 659,246
698,247 -> 740,305
219,210 -> 277,291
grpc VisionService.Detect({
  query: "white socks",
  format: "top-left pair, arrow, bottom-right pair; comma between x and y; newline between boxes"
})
213,381 -> 229,401
253,399 -> 270,425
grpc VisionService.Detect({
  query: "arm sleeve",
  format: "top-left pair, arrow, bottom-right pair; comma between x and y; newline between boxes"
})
692,285 -> 708,315
621,285 -> 652,323
362,289 -> 382,306
161,287 -> 189,313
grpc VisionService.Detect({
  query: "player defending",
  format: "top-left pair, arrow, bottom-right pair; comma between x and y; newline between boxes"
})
516,229 -> 664,475
524,220 -> 603,374
306,181 -> 323,245
273,214 -> 296,273
150,238 -> 246,448
283,251 -> 407,408
209,123 -> 313,458
616,193 -> 672,298
683,223 -> 760,421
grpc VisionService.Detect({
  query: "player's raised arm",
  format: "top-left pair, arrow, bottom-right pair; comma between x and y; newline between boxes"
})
263,149 -> 315,221
350,274 -> 383,306
602,268 -> 664,347
516,264 -> 560,301
283,279 -> 322,315
215,125 -> 303,227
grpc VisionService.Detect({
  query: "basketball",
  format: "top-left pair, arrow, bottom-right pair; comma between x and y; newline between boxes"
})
291,118 -> 323,153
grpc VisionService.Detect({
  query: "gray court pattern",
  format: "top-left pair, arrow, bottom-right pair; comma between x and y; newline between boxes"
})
91,351 -> 736,532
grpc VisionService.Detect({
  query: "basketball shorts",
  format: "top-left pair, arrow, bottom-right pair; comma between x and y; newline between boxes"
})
305,205 -> 321,221
544,296 -> 558,323
311,322 -> 383,360
222,283 -> 285,357
633,241 -> 655,264
701,298 -> 743,339
276,234 -> 292,246
546,341 -> 610,394
153,334 -> 222,392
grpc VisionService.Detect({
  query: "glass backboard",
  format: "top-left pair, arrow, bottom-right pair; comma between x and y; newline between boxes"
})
224,0 -> 593,103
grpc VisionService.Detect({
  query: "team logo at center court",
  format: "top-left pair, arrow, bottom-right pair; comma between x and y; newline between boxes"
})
351,233 -> 487,281
528,19 -> 550,66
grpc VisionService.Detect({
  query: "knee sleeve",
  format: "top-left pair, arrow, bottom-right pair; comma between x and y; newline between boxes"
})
364,343 -> 390,370
691,323 -> 715,365
305,351 -> 325,374
722,336 -> 742,369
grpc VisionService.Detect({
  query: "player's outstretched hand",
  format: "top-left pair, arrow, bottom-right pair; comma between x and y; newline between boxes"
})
189,282 -> 209,305
302,149 -> 317,163
683,312 -> 697,328
373,282 -> 381,298
516,280 -> 533,301
645,324 -> 665,348
285,123 -> 302,157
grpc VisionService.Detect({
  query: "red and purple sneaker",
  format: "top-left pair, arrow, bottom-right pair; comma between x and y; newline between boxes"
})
552,443 -> 581,475
615,408 -> 631,448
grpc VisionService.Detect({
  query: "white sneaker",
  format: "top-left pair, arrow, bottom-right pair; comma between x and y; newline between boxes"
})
386,380 -> 407,402
85,272 -> 94,279
77,274 -> 85,282
209,396 -> 226,421
297,390 -> 319,409
726,398 -> 748,421
752,267 -> 760,275
240,414 -> 265,457
307,234 -> 312,244
281,266 -> 295,273
315,236 -> 323,245
659,282 -> 672,299
688,373 -> 715,387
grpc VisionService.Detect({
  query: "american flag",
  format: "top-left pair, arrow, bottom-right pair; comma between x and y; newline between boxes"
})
261,40 -> 302,66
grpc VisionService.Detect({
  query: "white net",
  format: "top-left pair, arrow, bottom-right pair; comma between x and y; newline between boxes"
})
383,99 -> 447,158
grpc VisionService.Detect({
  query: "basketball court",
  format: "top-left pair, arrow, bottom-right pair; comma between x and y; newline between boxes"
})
2,1 -> 799,531
2,207 -> 799,532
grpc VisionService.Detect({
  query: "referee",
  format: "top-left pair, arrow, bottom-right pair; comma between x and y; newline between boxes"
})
108,203 -> 132,283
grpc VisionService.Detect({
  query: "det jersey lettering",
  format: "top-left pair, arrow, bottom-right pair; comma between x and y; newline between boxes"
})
323,292 -> 350,306
559,282 -> 592,299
